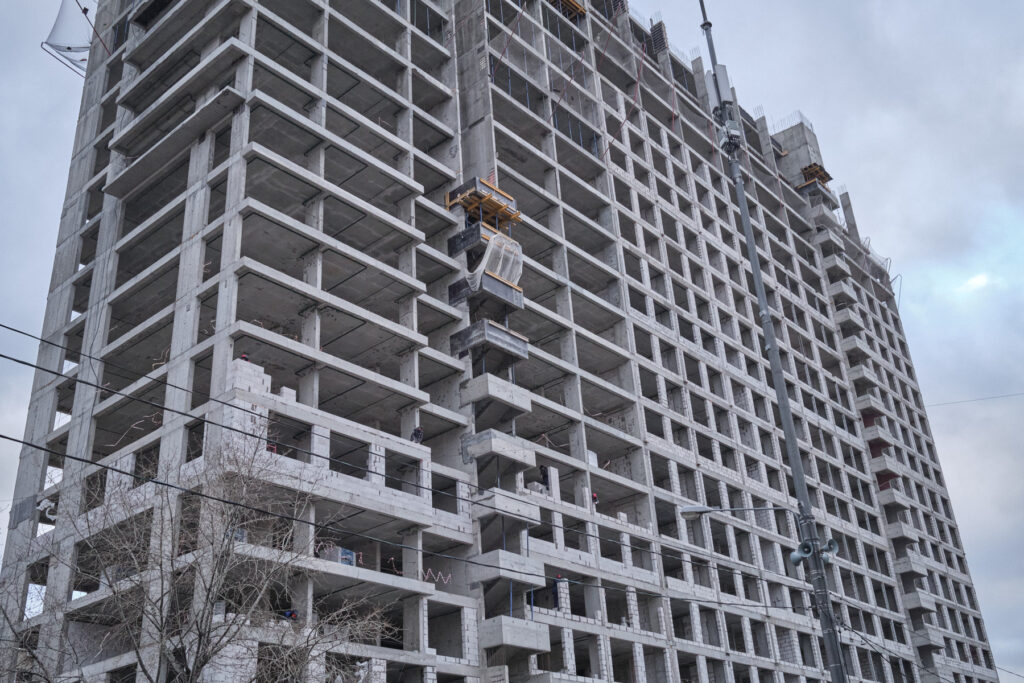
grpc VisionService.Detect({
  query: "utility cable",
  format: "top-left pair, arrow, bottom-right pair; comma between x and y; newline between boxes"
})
0,324 -> 832,590
833,593 -> 997,683
926,391 -> 1024,408
0,336 -> 843,593
73,0 -> 112,56
0,431 -> 808,613
489,0 -> 528,82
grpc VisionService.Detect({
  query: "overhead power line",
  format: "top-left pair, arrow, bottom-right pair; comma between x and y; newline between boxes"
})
0,430 -> 813,613
926,391 -> 1024,408
0,342 -> 826,593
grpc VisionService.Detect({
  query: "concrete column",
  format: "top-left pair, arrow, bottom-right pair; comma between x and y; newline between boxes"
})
403,595 -> 427,652
561,626 -> 576,675
367,443 -> 386,486
631,641 -> 648,682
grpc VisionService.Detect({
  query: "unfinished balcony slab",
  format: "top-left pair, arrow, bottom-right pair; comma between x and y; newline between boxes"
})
878,487 -> 912,511
449,272 -> 525,317
863,424 -> 895,448
840,335 -> 873,362
869,452 -> 901,477
478,615 -> 550,654
114,38 -> 248,157
461,429 -> 536,469
450,319 -> 529,372
834,306 -> 865,332
471,488 -> 541,526
106,87 -> 243,198
417,293 -> 462,336
823,253 -> 850,280
855,393 -> 886,417
827,279 -> 857,305
894,553 -> 928,578
248,91 -> 418,209
467,549 -> 545,589
307,554 -> 435,601
903,590 -> 937,615
461,373 -> 532,431
448,221 -> 503,261
127,0 -> 245,70
885,520 -> 919,542
848,364 -> 881,392
243,144 -> 422,258
809,204 -> 842,232
911,624 -> 945,652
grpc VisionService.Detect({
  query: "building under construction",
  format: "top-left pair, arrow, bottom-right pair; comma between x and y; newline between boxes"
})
1,0 -> 999,682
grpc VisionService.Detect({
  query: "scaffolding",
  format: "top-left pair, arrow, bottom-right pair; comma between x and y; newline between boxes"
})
445,177 -> 523,235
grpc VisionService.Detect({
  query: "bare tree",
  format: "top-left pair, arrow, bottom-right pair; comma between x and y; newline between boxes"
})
4,414 -> 395,682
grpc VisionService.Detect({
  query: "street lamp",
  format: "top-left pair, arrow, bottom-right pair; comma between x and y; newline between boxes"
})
679,505 -> 841,564
678,504 -> 783,522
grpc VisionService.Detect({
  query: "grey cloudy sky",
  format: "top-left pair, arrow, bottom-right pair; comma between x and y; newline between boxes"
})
1,0 -> 1021,676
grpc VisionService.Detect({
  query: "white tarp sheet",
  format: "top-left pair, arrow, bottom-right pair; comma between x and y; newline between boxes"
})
43,0 -> 98,74
468,233 -> 523,290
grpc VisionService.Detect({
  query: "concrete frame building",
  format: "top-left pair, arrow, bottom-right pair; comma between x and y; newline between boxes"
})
0,0 -> 999,682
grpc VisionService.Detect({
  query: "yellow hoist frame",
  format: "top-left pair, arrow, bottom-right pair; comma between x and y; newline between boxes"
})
797,162 -> 833,189
549,0 -> 587,20
446,177 -> 523,234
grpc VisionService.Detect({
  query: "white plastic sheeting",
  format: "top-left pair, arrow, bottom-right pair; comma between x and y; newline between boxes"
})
43,0 -> 98,75
468,233 -> 523,290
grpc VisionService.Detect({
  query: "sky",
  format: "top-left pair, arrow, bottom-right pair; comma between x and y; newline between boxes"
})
1,0 -> 1022,676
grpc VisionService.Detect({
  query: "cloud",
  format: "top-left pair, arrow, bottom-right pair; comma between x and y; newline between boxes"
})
960,273 -> 990,292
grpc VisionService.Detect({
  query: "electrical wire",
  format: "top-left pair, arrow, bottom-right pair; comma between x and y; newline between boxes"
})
73,0 -> 112,56
0,430 -> 808,613
0,335 -> 874,606
833,593 -> 1000,683
926,391 -> 1024,408
0,324 -> 824,591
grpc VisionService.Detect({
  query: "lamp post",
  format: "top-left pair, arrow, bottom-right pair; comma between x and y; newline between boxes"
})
691,4 -> 849,682
678,504 -> 780,522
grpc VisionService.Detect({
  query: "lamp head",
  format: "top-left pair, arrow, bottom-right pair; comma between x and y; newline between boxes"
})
680,505 -> 714,521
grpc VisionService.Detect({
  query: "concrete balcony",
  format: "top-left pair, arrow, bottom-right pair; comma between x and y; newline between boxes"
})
827,279 -> 858,305
903,590 -> 937,614
849,364 -> 880,392
461,373 -> 532,431
106,87 -> 245,197
468,549 -> 546,589
878,487 -> 912,511
471,487 -> 541,526
911,624 -> 945,651
812,226 -> 844,251
834,306 -> 864,332
870,452 -> 900,476
840,335 -> 873,362
450,319 -> 529,371
449,271 -> 525,316
478,615 -> 550,654
448,220 -> 499,260
894,553 -> 928,578
855,393 -> 886,417
823,254 -> 851,280
885,520 -> 919,542
461,429 -> 536,469
863,424 -> 896,447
